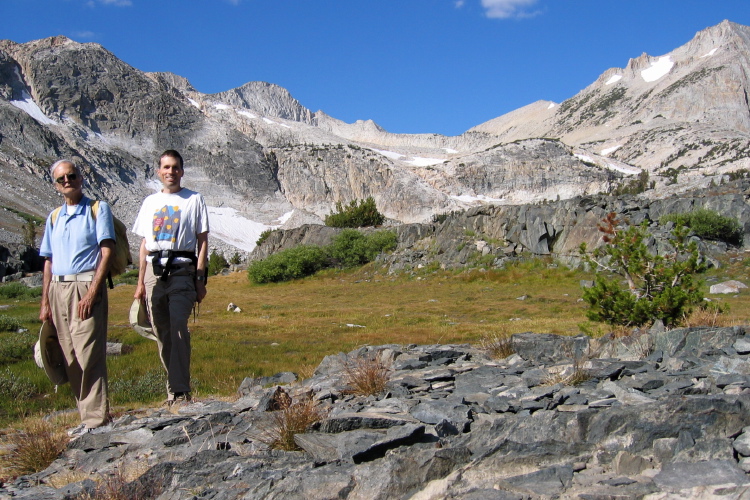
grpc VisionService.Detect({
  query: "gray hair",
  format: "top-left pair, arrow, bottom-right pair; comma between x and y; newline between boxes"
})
49,159 -> 80,181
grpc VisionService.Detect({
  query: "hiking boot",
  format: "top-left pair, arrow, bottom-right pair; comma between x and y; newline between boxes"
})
67,424 -> 92,438
174,392 -> 192,403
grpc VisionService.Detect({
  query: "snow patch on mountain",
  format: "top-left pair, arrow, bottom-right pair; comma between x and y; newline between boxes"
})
10,91 -> 56,125
404,157 -> 445,167
605,75 -> 623,85
208,206 -> 270,252
641,56 -> 674,82
452,194 -> 504,203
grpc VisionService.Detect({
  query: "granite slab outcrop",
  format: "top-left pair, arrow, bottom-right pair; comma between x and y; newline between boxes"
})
4,326 -> 750,499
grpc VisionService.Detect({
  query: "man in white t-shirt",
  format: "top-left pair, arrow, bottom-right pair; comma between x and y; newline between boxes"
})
133,150 -> 209,405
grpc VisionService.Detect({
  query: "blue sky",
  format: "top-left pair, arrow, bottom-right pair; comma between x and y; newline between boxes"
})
5,0 -> 750,136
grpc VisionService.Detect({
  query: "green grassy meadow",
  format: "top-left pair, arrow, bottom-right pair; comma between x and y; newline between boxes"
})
1,255 -> 749,428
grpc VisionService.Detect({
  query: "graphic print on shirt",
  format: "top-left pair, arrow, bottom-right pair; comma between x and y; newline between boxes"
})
153,205 -> 181,243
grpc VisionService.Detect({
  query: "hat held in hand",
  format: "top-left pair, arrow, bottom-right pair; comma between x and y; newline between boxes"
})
129,299 -> 156,341
36,321 -> 68,385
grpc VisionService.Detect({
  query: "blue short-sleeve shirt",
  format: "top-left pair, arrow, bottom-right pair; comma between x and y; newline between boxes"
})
39,196 -> 116,276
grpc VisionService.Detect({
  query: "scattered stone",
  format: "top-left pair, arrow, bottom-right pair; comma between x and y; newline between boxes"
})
6,326 -> 750,500
710,281 -> 747,294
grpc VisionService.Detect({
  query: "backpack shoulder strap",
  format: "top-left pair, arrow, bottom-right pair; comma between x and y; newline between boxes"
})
88,199 -> 115,289
50,206 -> 63,226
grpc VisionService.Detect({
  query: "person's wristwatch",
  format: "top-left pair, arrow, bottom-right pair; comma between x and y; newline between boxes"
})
196,274 -> 206,282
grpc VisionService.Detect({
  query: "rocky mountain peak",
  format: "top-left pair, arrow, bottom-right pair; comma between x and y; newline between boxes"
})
210,81 -> 314,124
0,20 -> 749,255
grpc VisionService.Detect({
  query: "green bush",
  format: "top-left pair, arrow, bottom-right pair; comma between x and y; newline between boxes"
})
0,314 -> 24,333
660,209 -> 742,245
113,268 -> 139,286
0,282 -> 42,300
256,229 -> 274,246
612,171 -> 651,196
324,197 -> 385,228
0,367 -> 36,400
329,230 -> 397,268
581,214 -> 705,327
109,370 -> 167,404
248,245 -> 329,284
0,330 -> 35,364
208,250 -> 229,276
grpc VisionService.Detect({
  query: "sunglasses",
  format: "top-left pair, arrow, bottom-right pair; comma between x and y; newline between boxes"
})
55,173 -> 78,184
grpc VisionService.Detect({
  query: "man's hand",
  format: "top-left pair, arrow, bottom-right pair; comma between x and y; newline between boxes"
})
196,281 -> 207,303
39,300 -> 52,322
77,288 -> 98,320
134,282 -> 146,301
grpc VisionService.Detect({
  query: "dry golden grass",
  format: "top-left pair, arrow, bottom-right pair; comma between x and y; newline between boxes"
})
263,396 -> 327,451
681,306 -> 740,328
0,418 -> 67,478
77,465 -> 164,500
104,261 -> 598,399
99,259 -> 750,401
343,356 -> 390,396
479,329 -> 515,359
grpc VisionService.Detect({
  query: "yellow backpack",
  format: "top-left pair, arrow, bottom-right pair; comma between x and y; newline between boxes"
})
51,200 -> 132,287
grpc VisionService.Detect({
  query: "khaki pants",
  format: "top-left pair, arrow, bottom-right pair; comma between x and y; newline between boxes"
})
49,281 -> 109,428
143,265 -> 196,399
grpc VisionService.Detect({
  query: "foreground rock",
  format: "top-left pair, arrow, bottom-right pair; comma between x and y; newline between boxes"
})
4,326 -> 750,499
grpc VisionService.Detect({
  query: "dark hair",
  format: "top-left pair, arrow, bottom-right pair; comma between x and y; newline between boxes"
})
159,149 -> 184,169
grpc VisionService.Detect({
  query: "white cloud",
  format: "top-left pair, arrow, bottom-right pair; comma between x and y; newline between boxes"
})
455,0 -> 466,7
73,31 -> 97,39
481,0 -> 540,19
87,0 -> 132,6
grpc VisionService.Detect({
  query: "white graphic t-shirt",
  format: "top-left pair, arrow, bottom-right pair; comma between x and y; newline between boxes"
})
133,188 -> 209,263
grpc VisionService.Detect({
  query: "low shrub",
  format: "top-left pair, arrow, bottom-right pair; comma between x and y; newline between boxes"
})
0,367 -> 36,399
0,330 -> 35,363
208,250 -> 229,276
581,214 -> 706,327
324,197 -> 385,228
256,229 -> 274,246
109,370 -> 167,404
329,229 -> 397,268
113,269 -> 139,286
0,282 -> 42,301
229,252 -> 243,265
0,315 -> 24,333
660,208 -> 742,245
247,245 -> 328,284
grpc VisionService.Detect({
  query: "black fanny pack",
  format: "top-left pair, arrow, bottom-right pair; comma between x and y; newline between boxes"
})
150,250 -> 197,282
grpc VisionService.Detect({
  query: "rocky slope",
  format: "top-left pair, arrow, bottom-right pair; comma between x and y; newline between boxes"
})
251,179 -> 750,274
4,326 -> 750,499
0,20 -> 749,255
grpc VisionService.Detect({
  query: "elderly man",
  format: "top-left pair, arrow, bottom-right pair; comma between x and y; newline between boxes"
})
133,149 -> 209,405
39,159 -> 115,434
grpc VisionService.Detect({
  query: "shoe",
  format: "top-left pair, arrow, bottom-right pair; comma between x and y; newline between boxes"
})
174,392 -> 192,402
67,424 -> 92,438
164,392 -> 192,409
